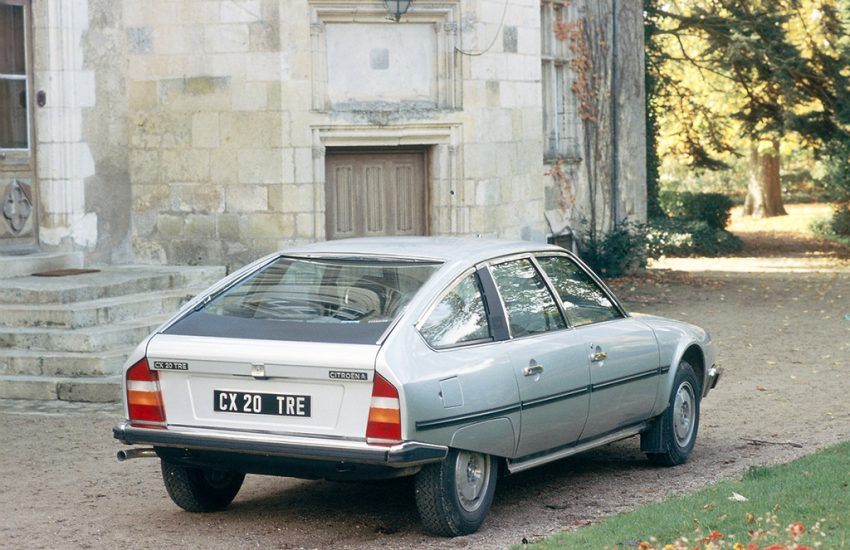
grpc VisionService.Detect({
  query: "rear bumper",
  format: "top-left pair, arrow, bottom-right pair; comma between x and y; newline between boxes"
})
113,422 -> 448,468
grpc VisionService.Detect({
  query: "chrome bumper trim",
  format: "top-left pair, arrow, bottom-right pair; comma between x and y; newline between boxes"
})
704,365 -> 722,397
113,423 -> 447,467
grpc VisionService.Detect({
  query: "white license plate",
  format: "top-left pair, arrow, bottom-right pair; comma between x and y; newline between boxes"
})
213,390 -> 312,417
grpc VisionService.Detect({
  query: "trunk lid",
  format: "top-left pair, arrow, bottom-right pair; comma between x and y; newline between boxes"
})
147,333 -> 379,439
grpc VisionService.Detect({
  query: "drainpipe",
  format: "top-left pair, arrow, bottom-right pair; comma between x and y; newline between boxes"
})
610,0 -> 620,227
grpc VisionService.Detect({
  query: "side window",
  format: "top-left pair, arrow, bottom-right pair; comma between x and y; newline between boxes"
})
536,255 -> 622,326
419,273 -> 491,348
490,259 -> 566,338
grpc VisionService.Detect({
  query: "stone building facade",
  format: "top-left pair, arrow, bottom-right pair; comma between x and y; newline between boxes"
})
1,0 -> 646,272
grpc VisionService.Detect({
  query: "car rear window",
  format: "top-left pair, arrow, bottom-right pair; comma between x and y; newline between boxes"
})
165,256 -> 441,344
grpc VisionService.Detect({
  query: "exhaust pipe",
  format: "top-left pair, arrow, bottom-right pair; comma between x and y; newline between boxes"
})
116,448 -> 158,461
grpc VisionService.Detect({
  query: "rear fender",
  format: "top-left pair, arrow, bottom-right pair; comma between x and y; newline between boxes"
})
448,418 -> 517,458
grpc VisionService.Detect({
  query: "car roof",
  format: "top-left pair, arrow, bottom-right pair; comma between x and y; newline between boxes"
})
280,237 -> 565,265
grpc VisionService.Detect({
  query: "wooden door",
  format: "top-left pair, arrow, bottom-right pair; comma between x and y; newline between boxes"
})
325,150 -> 427,240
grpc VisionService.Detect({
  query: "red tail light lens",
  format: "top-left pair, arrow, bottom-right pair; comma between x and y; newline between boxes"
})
126,358 -> 166,428
366,373 -> 402,445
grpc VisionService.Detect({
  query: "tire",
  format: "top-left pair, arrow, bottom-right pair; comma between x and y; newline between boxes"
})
646,361 -> 701,466
414,449 -> 497,537
160,460 -> 245,512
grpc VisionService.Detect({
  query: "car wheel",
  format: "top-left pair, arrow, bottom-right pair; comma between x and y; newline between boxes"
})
646,361 -> 700,466
160,460 -> 245,512
414,449 -> 497,537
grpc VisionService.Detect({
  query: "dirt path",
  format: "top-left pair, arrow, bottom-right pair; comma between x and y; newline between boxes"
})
2,210 -> 849,549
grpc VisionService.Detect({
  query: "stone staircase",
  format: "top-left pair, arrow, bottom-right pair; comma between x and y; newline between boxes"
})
0,265 -> 226,402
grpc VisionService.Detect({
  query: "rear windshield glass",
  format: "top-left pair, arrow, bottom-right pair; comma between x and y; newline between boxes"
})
165,256 -> 442,344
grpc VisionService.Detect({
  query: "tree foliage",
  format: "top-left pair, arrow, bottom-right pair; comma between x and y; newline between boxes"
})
646,0 -> 850,177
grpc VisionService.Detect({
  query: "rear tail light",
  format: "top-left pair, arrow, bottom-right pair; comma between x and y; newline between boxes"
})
366,373 -> 402,445
126,358 -> 166,428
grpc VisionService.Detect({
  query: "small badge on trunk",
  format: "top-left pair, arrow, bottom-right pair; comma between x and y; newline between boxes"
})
329,370 -> 369,381
152,361 -> 188,371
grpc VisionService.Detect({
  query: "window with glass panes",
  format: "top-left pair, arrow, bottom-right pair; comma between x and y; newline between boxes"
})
540,1 -> 581,161
0,2 -> 29,150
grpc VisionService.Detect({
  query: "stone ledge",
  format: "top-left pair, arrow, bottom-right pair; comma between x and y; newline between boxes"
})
0,252 -> 84,279
0,374 -> 121,403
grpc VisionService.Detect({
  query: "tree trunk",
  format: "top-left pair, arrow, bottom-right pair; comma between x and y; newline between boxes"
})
743,140 -> 787,218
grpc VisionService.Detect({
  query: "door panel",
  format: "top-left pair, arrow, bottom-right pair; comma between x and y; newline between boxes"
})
487,258 -> 589,457
507,333 -> 590,457
325,151 -> 426,239
363,164 -> 384,234
576,318 -> 661,439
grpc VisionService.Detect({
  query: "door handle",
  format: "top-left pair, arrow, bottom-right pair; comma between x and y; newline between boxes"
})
523,365 -> 544,376
591,351 -> 608,362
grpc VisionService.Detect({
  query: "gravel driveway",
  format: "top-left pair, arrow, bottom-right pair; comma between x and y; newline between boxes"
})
2,245 -> 849,549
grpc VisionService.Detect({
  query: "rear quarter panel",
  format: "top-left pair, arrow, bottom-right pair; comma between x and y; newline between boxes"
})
378,326 -> 520,458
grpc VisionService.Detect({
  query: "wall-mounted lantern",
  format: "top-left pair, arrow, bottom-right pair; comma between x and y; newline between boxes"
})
383,0 -> 412,22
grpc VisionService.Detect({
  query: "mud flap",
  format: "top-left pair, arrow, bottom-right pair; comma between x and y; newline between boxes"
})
640,418 -> 664,453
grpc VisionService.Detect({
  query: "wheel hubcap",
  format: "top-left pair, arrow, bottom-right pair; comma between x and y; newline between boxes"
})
673,381 -> 696,447
454,451 -> 490,512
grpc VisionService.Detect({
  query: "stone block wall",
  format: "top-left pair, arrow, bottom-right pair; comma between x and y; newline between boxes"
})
123,0 -> 552,269
459,0 -> 546,241
20,0 -> 645,270
125,0 -> 315,268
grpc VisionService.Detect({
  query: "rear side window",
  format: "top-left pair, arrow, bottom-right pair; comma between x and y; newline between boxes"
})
419,273 -> 491,348
490,258 -> 566,337
536,255 -> 622,326
166,256 -> 441,344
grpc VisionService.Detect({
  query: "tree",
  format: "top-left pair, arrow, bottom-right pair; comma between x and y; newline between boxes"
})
644,0 -> 664,220
647,0 -> 850,217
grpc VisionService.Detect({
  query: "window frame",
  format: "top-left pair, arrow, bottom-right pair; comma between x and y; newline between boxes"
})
0,0 -> 32,155
415,268 -> 496,351
533,252 -> 629,327
540,0 -> 581,162
483,253 -> 569,340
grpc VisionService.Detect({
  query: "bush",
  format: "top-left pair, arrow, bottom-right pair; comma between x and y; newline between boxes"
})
646,218 -> 743,257
821,139 -> 850,201
579,222 -> 648,278
658,191 -> 735,229
813,204 -> 850,244
830,204 -> 850,236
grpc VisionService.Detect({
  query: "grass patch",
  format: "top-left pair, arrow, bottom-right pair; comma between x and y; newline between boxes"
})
523,442 -> 850,549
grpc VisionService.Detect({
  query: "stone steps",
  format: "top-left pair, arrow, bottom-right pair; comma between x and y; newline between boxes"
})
0,348 -> 133,377
0,252 -> 84,279
0,290 -> 193,329
0,264 -> 226,402
0,265 -> 222,304
0,373 -> 122,403
0,314 -> 170,353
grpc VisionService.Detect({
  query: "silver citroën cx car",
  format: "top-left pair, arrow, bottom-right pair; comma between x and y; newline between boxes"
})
114,237 -> 720,536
